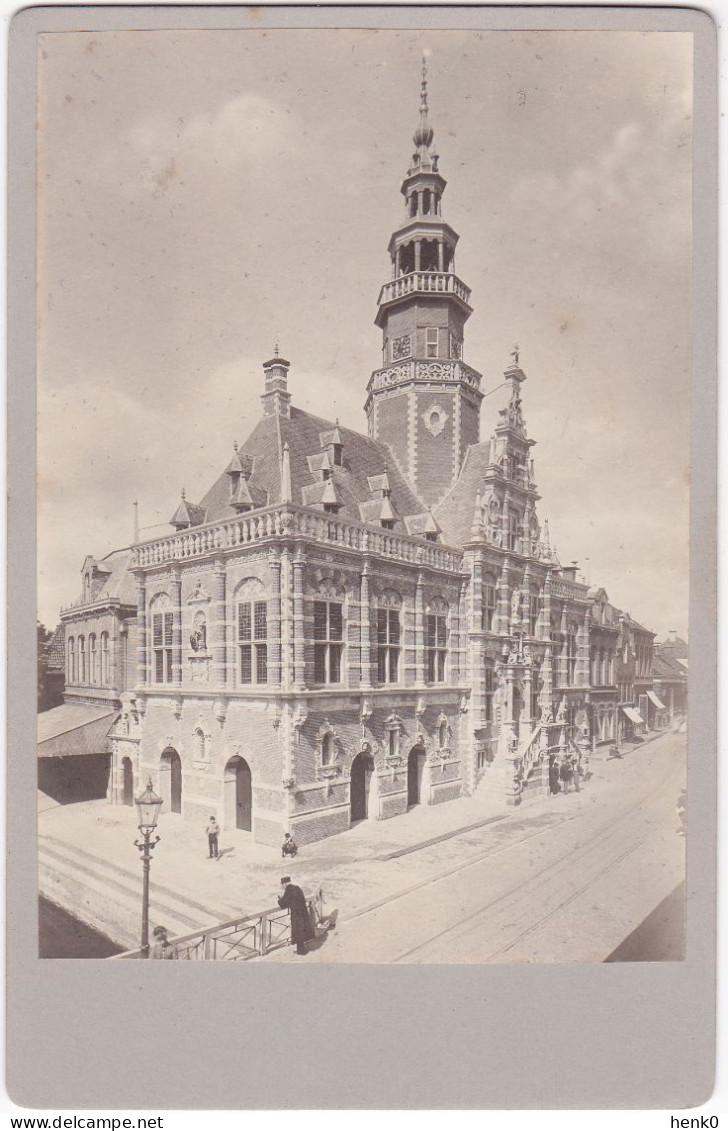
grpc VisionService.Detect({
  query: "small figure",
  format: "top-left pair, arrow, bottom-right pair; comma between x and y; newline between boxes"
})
548,754 -> 560,795
151,925 -> 178,960
278,877 -> 315,956
559,755 -> 574,794
282,832 -> 298,859
571,754 -> 581,793
206,815 -> 220,859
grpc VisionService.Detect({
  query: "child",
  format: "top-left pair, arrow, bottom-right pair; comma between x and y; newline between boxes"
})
282,832 -> 298,858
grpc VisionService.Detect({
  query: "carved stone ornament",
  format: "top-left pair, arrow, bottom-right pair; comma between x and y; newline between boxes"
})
423,403 -> 449,438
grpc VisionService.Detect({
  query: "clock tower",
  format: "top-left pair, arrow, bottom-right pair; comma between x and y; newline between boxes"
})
365,59 -> 484,507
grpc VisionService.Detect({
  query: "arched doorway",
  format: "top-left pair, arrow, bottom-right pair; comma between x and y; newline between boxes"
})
122,757 -> 134,806
407,745 -> 426,807
159,747 -> 182,814
350,752 -> 374,823
224,756 -> 252,832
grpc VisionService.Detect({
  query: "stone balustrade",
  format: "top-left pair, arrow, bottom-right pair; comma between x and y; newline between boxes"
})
378,270 -> 471,307
132,504 -> 464,573
368,357 -> 482,395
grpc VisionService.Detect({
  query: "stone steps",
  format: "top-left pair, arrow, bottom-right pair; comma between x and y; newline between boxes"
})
38,834 -> 240,949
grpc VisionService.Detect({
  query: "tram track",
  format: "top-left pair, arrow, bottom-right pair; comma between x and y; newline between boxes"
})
384,753 -> 684,962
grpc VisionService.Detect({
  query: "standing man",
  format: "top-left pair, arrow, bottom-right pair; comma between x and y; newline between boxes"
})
206,815 -> 221,859
278,876 -> 315,956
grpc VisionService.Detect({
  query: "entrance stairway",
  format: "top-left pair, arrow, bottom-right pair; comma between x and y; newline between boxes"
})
38,833 -> 243,950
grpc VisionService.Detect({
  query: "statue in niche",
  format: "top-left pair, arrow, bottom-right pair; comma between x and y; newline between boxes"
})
511,589 -> 521,620
190,612 -> 207,652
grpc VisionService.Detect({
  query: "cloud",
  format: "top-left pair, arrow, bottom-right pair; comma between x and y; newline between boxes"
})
120,93 -> 303,197
510,96 -> 691,260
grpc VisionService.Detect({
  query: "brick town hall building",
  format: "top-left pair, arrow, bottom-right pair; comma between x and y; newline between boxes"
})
42,66 -> 671,845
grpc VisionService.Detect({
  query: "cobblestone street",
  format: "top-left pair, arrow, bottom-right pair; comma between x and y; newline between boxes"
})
39,728 -> 684,960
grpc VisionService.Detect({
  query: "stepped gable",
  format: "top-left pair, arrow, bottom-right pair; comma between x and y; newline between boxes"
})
199,406 -> 426,532
431,441 -> 493,547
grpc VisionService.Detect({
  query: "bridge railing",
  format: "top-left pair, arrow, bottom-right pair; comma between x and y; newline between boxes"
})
110,889 -> 324,961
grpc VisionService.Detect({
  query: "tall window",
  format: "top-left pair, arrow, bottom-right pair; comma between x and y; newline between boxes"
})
101,632 -> 110,685
426,327 -> 438,358
528,590 -> 539,636
152,612 -> 173,683
426,612 -> 447,683
377,608 -> 400,683
238,600 -> 268,684
484,666 -> 494,722
313,600 -> 343,684
483,577 -> 497,632
507,510 -> 519,551
68,637 -> 75,684
78,636 -> 86,683
89,633 -> 97,684
566,624 -> 578,686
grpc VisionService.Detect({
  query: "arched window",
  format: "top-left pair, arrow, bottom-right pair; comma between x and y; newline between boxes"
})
89,634 -> 97,684
78,636 -> 86,683
67,637 -> 75,684
193,728 -> 205,761
101,632 -> 110,685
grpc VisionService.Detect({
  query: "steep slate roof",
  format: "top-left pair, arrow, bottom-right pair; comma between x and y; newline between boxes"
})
432,441 -> 493,547
46,624 -> 65,672
652,651 -> 687,680
655,635 -> 688,660
199,407 -> 425,532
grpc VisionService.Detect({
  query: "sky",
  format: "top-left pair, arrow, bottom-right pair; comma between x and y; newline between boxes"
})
36,28 -> 692,638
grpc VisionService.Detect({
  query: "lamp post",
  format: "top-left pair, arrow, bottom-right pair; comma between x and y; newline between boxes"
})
134,778 -> 163,958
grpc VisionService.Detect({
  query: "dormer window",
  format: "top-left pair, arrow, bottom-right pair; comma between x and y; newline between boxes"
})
323,503 -> 340,515
381,519 -> 395,530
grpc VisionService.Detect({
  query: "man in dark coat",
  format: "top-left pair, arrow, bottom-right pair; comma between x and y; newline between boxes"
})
278,876 -> 315,955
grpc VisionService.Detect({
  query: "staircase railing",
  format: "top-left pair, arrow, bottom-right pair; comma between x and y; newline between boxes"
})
110,889 -> 324,961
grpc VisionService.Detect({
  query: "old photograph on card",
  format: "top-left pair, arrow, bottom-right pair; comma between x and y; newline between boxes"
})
36,27 -> 690,963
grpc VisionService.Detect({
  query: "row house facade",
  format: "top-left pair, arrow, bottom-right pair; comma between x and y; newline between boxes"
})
45,64 -> 671,843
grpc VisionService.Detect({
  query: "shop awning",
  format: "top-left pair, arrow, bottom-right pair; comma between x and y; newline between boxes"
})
621,706 -> 645,725
38,702 -> 115,759
647,691 -> 667,710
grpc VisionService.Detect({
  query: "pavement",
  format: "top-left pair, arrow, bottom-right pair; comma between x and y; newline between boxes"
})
38,727 -> 682,956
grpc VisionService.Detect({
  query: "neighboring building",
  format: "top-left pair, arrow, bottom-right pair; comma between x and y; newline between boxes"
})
38,548 -> 137,802
38,623 -> 65,713
652,631 -> 688,724
42,67 -> 671,836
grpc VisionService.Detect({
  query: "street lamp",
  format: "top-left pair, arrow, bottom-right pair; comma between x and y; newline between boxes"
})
134,778 -> 163,958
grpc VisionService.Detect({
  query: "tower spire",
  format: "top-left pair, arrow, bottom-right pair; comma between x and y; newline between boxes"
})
411,53 -> 437,173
